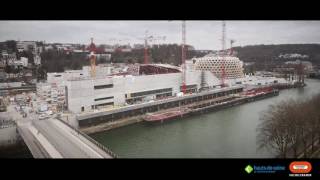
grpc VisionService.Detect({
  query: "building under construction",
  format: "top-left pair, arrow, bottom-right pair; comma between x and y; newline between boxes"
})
39,22 -> 293,128
45,55 -> 288,114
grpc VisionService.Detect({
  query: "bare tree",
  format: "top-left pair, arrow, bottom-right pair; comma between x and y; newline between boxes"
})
257,101 -> 293,158
258,93 -> 320,158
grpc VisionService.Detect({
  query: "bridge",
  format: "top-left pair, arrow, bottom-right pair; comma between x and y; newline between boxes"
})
2,96 -> 117,158
16,117 -> 117,158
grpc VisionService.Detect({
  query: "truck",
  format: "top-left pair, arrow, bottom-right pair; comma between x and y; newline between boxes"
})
0,98 -> 6,112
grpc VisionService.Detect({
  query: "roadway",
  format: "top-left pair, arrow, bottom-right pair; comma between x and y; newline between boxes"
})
6,100 -> 114,158
17,122 -> 52,158
32,119 -> 112,158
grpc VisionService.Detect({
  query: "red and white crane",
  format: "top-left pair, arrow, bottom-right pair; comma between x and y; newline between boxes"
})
137,31 -> 166,64
220,21 -> 227,87
108,38 -> 130,52
229,39 -> 236,56
181,21 -> 187,94
88,37 -> 97,77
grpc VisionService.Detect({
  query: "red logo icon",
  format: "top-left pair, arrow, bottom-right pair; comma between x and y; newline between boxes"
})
289,161 -> 312,174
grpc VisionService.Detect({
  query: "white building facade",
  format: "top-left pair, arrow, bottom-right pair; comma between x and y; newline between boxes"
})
43,54 -> 289,114
65,64 -> 219,113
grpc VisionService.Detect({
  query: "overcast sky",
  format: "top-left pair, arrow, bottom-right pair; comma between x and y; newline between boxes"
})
1,21 -> 320,50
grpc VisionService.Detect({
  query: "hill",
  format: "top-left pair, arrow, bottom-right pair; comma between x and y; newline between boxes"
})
233,44 -> 320,65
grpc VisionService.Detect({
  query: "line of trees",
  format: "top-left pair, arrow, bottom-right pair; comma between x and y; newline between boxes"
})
111,44 -> 205,65
39,44 -> 206,72
234,44 -> 320,64
257,93 -> 320,158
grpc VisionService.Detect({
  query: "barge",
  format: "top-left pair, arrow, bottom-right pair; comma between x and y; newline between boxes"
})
142,88 -> 279,124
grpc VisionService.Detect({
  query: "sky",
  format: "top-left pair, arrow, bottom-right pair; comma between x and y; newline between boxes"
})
1,20 -> 320,50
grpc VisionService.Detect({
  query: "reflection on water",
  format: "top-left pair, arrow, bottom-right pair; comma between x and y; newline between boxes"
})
91,79 -> 320,158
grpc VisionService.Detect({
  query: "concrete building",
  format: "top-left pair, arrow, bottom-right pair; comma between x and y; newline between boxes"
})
17,41 -> 37,54
47,65 -> 114,86
285,60 -> 313,72
42,54 -> 289,114
34,55 -> 41,65
1,50 -> 9,58
6,55 -> 28,68
44,45 -> 54,51
64,63 -> 219,113
1,53 -> 17,67
36,82 -> 66,113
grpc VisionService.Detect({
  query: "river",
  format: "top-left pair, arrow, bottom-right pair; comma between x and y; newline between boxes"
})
92,79 -> 320,158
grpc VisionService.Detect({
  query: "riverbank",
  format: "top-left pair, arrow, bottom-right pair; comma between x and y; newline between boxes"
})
83,89 -> 279,134
81,116 -> 144,135
90,79 -> 320,158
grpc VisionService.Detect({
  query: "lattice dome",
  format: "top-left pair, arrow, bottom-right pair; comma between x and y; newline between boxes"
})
192,55 -> 244,79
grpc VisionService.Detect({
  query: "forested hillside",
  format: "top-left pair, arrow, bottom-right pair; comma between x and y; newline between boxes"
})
233,44 -> 320,65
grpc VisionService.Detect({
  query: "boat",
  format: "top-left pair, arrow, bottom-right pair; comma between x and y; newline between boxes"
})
143,108 -> 190,123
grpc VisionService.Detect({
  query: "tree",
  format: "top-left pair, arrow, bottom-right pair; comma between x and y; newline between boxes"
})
5,40 -> 17,52
258,94 -> 320,158
257,101 -> 293,158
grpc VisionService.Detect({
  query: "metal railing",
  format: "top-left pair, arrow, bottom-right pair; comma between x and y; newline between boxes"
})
56,117 -> 118,158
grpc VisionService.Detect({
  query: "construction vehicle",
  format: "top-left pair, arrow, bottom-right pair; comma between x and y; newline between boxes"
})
0,97 -> 7,112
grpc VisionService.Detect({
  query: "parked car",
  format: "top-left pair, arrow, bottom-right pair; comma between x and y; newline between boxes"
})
39,114 -> 47,120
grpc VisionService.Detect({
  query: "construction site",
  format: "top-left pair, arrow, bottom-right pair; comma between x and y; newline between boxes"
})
1,21 -> 306,136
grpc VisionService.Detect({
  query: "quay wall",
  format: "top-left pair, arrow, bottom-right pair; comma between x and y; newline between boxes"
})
77,87 -> 244,128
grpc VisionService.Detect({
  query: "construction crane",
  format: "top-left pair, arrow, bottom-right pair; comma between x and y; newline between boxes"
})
229,39 -> 236,56
108,38 -> 130,48
181,21 -> 187,94
137,31 -> 166,64
296,61 -> 305,85
220,21 -> 227,87
88,38 -> 97,77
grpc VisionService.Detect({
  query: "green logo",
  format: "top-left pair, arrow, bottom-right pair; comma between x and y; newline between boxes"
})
245,165 -> 254,174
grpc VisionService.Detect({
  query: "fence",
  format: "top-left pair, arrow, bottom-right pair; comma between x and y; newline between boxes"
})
56,117 -> 118,158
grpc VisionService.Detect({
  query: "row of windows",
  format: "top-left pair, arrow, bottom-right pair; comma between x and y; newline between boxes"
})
94,84 -> 113,89
96,102 -> 114,107
129,88 -> 173,98
94,96 -> 114,101
79,87 -> 244,127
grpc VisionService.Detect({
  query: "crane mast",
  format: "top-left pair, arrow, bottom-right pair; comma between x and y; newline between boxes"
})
181,21 -> 187,94
142,31 -> 165,64
89,38 -> 96,78
144,31 -> 149,64
221,21 -> 226,87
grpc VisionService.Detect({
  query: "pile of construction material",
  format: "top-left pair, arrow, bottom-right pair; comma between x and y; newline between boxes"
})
36,83 -> 65,113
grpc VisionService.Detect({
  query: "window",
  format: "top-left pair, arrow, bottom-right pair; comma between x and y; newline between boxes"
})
94,96 -> 114,101
96,102 -> 114,107
130,88 -> 172,98
94,84 -> 113,89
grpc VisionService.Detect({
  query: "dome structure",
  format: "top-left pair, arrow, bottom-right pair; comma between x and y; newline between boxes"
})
192,54 -> 244,79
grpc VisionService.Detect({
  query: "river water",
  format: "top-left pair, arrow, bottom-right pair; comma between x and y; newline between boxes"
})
91,79 -> 320,158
